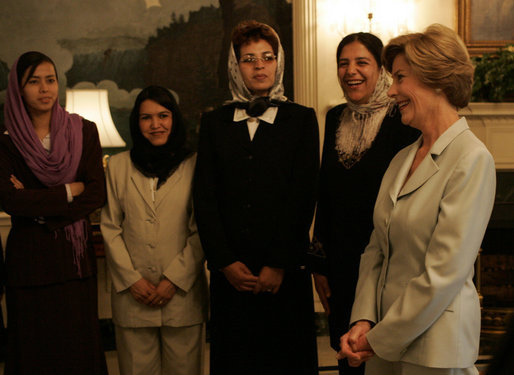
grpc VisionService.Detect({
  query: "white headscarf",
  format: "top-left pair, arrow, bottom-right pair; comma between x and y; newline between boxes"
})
335,67 -> 395,168
226,24 -> 287,104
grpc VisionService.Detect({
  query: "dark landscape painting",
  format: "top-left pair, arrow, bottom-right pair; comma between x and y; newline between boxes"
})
0,0 -> 293,152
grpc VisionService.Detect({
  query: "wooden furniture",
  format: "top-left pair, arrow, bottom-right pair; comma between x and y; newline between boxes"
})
478,184 -> 514,356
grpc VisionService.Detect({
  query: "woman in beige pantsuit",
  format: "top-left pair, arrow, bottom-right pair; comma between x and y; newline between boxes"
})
101,86 -> 208,375
338,24 -> 496,375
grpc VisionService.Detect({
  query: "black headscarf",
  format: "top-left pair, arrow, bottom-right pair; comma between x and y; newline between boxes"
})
129,86 -> 192,188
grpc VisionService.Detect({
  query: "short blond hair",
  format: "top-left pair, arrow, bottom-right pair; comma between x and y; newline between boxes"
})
383,24 -> 474,108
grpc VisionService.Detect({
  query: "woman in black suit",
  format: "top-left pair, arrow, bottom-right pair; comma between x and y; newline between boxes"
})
193,20 -> 319,375
308,33 -> 419,375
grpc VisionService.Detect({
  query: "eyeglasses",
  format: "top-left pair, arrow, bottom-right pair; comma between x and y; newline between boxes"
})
239,53 -> 277,64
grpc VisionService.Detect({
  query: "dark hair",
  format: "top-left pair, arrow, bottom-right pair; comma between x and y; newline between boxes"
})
129,86 -> 192,185
16,51 -> 58,88
336,32 -> 383,67
129,85 -> 185,147
231,20 -> 279,61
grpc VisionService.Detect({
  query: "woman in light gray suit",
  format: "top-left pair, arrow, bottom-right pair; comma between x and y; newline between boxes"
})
338,24 -> 496,375
101,86 -> 207,375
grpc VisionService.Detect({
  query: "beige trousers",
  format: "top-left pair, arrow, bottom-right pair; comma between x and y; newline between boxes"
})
115,324 -> 204,375
365,356 -> 479,375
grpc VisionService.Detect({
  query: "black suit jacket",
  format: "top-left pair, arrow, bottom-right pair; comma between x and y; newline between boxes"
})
194,102 -> 319,273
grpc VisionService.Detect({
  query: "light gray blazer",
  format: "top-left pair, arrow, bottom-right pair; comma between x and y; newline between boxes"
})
101,151 -> 208,328
350,118 -> 496,368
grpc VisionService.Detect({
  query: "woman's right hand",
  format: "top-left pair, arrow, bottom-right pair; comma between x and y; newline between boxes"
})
69,182 -> 85,197
222,261 -> 258,292
129,278 -> 157,305
338,320 -> 374,366
313,273 -> 331,315
10,175 -> 24,189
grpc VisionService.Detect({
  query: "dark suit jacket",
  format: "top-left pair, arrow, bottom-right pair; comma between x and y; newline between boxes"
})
193,102 -> 320,375
193,102 -> 319,273
0,119 -> 106,286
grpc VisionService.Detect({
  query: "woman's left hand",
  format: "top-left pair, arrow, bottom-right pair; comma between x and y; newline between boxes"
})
69,181 -> 85,197
254,266 -> 284,294
337,320 -> 374,366
10,175 -> 24,189
149,278 -> 177,307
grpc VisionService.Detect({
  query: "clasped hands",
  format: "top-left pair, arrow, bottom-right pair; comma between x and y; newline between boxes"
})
222,261 -> 284,294
130,277 -> 177,307
337,320 -> 375,367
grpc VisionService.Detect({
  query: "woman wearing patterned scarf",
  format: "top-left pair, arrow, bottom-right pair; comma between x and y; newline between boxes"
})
101,86 -> 207,375
0,51 -> 107,374
308,33 -> 419,375
194,20 -> 319,375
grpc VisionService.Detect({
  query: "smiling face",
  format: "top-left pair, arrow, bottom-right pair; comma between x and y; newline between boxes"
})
388,53 -> 439,129
337,41 -> 380,105
21,62 -> 58,117
238,39 -> 277,97
139,99 -> 173,146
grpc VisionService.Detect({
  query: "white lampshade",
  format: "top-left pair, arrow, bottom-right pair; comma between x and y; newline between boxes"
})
65,89 -> 126,147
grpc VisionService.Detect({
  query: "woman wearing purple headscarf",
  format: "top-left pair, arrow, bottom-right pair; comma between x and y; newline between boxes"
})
0,51 -> 108,374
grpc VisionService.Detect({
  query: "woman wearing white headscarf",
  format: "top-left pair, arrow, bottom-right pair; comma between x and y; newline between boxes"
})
193,20 -> 319,375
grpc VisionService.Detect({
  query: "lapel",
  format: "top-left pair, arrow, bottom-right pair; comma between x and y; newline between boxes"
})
252,104 -> 292,144
154,163 -> 183,209
222,106 -> 254,151
394,117 -> 470,200
398,151 -> 439,198
130,167 -> 156,215
236,119 -> 253,149
388,140 -> 419,205
269,103 -> 292,124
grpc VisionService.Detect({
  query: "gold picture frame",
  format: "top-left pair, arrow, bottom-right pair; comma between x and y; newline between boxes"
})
457,0 -> 514,55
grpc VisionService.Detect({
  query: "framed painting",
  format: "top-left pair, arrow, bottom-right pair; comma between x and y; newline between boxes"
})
0,0 -> 293,153
457,0 -> 514,55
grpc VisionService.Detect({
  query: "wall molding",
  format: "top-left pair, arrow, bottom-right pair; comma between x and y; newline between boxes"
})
460,102 -> 514,170
292,0 -> 318,111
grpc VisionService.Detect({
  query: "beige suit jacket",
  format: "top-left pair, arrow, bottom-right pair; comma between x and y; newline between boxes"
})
101,152 -> 208,328
350,118 -> 496,368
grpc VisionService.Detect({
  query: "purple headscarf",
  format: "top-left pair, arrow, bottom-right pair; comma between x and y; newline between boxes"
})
4,56 -> 87,276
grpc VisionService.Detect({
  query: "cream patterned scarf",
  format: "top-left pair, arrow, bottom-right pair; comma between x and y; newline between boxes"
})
335,67 -> 394,168
226,28 -> 287,104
